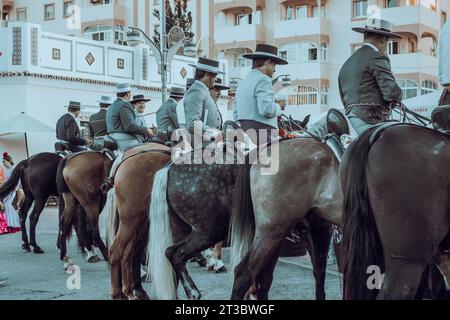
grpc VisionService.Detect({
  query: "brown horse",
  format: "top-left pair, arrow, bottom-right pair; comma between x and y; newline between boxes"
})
105,143 -> 171,300
56,151 -> 113,265
230,138 -> 342,300
341,124 -> 450,299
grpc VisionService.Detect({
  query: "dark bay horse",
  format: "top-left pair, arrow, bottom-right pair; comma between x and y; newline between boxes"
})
148,138 -> 340,300
0,153 -> 61,253
230,138 -> 342,300
57,151 -> 113,265
105,143 -> 172,300
341,124 -> 450,299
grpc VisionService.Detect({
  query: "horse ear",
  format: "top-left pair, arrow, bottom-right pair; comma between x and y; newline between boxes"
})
302,114 -> 311,128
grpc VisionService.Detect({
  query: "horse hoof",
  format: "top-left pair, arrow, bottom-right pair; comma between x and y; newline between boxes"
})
87,255 -> 101,263
33,248 -> 45,254
196,260 -> 207,268
111,292 -> 128,300
134,290 -> 150,300
22,244 -> 31,252
215,266 -> 227,273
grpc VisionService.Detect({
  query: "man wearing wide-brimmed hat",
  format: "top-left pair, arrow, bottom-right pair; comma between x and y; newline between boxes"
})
209,78 -> 229,130
184,57 -> 224,142
88,95 -> 113,151
233,44 -> 288,146
156,87 -> 185,137
131,94 -> 152,142
338,18 -> 402,134
56,101 -> 88,152
106,83 -> 153,151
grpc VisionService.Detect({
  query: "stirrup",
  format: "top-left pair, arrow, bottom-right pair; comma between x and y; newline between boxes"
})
324,133 -> 345,161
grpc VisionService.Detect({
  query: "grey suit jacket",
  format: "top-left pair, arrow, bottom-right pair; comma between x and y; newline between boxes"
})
183,80 -> 222,134
338,45 -> 402,108
156,98 -> 179,133
106,98 -> 148,137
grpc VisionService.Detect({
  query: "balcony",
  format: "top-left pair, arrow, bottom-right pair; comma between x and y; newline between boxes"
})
81,2 -> 126,24
276,60 -> 329,80
215,24 -> 266,45
389,52 -> 437,76
274,17 -> 329,40
380,5 -> 440,34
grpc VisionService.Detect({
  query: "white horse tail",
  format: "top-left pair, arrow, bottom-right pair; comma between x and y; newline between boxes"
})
104,187 -> 118,251
147,166 -> 177,300
229,164 -> 255,282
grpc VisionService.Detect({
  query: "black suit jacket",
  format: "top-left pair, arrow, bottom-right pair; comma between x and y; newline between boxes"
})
88,109 -> 108,138
56,113 -> 86,146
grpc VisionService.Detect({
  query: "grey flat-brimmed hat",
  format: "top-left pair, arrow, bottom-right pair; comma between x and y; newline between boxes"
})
66,101 -> 83,110
116,82 -> 132,93
188,57 -> 225,74
243,44 -> 288,65
212,78 -> 230,91
97,95 -> 113,105
352,18 -> 403,39
130,94 -> 151,104
169,86 -> 186,98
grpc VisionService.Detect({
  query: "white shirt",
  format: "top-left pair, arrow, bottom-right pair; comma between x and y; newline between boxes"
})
363,43 -> 379,52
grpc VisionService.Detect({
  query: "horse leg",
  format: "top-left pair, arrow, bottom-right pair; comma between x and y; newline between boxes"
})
84,203 -> 108,261
19,195 -> 33,252
378,256 -> 428,300
132,235 -> 150,300
29,196 -> 47,254
232,229 -> 286,300
254,255 -> 279,300
59,193 -> 78,263
109,232 -> 127,300
303,213 -> 333,300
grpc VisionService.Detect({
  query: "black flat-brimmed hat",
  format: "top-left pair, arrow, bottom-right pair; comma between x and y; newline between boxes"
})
130,94 -> 151,104
188,57 -> 225,74
66,101 -> 83,110
169,87 -> 185,98
352,18 -> 403,39
212,78 -> 230,91
243,44 -> 288,65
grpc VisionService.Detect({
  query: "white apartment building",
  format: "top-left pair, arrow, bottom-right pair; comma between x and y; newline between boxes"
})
213,0 -> 449,119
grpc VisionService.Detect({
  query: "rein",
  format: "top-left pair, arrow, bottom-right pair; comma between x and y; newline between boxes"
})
279,114 -> 323,143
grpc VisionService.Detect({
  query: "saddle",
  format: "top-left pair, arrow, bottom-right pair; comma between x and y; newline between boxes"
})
54,141 -> 72,157
432,106 -> 450,135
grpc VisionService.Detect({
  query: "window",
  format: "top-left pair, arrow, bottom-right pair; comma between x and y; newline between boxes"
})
312,6 -> 326,18
320,43 -> 327,61
388,41 -> 399,55
281,42 -> 319,62
386,0 -> 399,8
421,80 -> 437,95
84,25 -> 126,45
421,0 -> 437,11
16,8 -> 27,21
296,6 -> 308,19
397,79 -> 418,100
442,11 -> 447,26
353,0 -> 368,18
63,1 -> 74,17
288,86 -> 318,106
286,6 -> 294,20
320,86 -> 328,105
44,4 -> 55,20
236,14 -> 251,25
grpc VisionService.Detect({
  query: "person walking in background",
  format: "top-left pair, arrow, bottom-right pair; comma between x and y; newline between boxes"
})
2,153 -> 21,234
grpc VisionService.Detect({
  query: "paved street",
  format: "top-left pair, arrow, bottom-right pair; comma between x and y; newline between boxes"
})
0,206 -> 343,300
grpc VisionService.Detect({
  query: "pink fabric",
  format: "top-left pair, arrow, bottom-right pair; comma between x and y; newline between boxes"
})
0,212 -> 8,235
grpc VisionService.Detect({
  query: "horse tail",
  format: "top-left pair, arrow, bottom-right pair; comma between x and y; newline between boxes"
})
56,157 -> 69,194
56,157 -> 75,242
229,164 -> 255,282
147,166 -> 177,300
341,129 -> 384,300
0,159 -> 27,200
104,188 -> 118,251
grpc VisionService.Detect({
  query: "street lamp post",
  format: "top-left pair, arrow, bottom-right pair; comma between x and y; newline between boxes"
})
272,74 -> 291,86
159,0 -> 167,103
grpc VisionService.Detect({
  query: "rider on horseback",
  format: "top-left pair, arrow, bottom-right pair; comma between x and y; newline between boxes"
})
131,94 -> 152,143
232,44 -> 288,146
56,101 -> 89,153
339,18 -> 403,134
106,83 -> 154,151
184,57 -> 224,146
156,87 -> 185,142
88,95 -> 113,151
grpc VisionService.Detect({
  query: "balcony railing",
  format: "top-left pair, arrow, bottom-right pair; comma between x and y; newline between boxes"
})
389,52 -> 438,75
274,17 -> 329,39
380,5 -> 439,31
81,2 -> 126,23
215,24 -> 266,44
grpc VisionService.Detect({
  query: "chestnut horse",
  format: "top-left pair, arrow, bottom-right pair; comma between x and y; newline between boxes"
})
56,151 -> 113,265
105,143 -> 172,300
148,138 -> 340,300
341,124 -> 450,299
